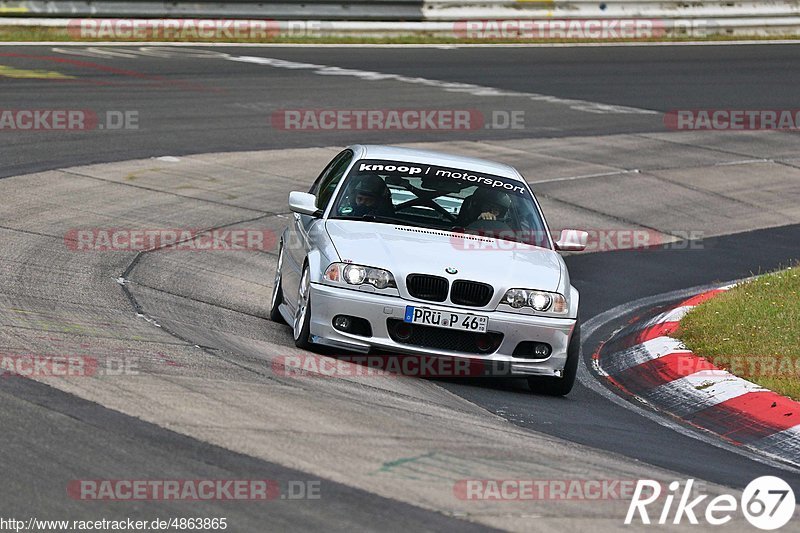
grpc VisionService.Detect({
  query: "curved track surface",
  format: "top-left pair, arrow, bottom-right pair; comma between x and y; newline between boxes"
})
1,44 -> 800,531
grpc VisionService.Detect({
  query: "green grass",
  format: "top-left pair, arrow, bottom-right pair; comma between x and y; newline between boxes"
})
676,265 -> 800,400
2,25 -> 800,44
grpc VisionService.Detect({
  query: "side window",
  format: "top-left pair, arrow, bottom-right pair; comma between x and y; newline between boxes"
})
311,150 -> 353,210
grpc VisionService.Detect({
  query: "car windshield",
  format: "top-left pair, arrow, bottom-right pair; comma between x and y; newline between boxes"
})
330,159 -> 551,248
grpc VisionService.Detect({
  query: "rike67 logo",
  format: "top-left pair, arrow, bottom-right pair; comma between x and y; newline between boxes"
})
626,477 -> 795,530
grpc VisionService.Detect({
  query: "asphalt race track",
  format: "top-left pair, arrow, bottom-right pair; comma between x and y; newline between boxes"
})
4,43 -> 800,178
1,43 -> 800,531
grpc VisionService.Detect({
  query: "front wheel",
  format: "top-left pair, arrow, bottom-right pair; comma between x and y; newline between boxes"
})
292,264 -> 313,350
527,321 -> 580,396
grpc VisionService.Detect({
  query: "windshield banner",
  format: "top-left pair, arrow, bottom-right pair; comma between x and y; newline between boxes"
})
354,159 -> 530,197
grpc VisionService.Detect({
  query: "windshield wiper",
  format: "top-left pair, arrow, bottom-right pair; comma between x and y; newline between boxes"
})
358,214 -> 427,228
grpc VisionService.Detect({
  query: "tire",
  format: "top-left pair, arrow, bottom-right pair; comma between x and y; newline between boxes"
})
269,242 -> 285,323
527,320 -> 580,396
292,264 -> 313,350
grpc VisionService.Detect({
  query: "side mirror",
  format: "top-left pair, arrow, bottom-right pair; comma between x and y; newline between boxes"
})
555,229 -> 588,252
288,191 -> 322,217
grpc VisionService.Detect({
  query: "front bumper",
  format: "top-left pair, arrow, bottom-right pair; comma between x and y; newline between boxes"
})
308,282 -> 577,377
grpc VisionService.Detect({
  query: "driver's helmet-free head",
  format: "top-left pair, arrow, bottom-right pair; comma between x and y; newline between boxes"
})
473,187 -> 511,217
351,175 -> 389,216
355,175 -> 386,198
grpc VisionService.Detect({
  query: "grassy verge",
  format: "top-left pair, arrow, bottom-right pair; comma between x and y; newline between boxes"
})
676,265 -> 800,400
2,25 -> 800,44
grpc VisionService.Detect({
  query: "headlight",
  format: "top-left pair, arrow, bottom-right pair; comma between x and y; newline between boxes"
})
502,289 -> 567,314
343,264 -> 367,285
324,262 -> 397,290
367,268 -> 393,289
507,289 -> 527,309
528,292 -> 552,311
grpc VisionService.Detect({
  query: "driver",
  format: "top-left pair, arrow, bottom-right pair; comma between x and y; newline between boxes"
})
457,187 -> 512,225
349,175 -> 393,217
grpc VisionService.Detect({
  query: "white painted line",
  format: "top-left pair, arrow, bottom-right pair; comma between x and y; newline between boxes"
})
714,158 -> 772,166
225,54 -> 658,115
530,169 -> 641,185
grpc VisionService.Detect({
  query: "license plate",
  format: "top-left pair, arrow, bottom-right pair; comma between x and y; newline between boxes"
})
404,306 -> 488,333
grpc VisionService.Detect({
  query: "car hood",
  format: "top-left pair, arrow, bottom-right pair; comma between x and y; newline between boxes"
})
325,220 -> 562,292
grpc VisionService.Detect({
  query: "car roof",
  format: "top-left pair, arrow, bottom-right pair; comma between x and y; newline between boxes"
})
351,145 -> 525,183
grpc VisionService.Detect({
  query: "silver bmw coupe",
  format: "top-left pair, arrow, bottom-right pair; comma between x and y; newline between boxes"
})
271,145 -> 588,395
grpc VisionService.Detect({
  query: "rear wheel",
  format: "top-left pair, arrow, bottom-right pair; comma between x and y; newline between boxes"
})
527,321 -> 580,396
269,242 -> 285,323
293,264 -> 313,350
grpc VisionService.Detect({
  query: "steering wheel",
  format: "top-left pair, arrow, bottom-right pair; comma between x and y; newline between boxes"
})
395,199 -> 458,223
